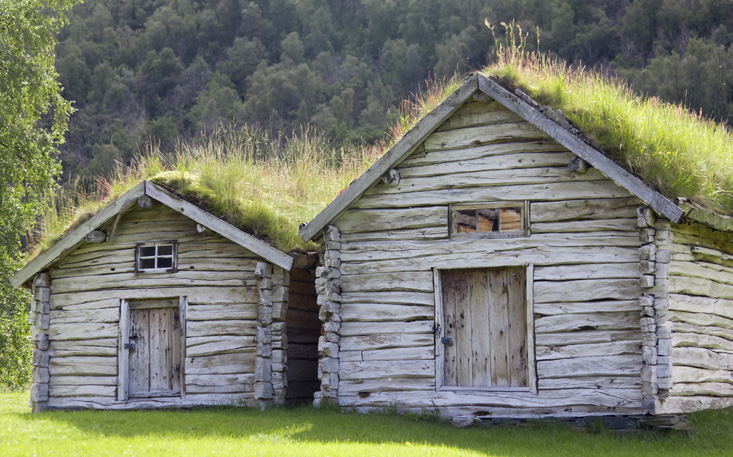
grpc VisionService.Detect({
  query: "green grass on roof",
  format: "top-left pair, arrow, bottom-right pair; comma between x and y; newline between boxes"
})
31,127 -> 380,255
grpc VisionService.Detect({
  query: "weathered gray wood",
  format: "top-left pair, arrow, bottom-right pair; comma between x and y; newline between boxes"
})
534,279 -> 642,303
538,355 -> 641,378
186,319 -> 258,338
118,299 -> 129,401
536,329 -> 642,346
477,76 -> 684,223
539,376 -> 641,390
531,198 -> 639,222
129,307 -> 149,396
11,182 -> 146,287
670,382 -> 733,397
401,140 -> 567,168
186,304 -> 258,321
49,308 -> 119,324
534,264 -> 640,281
534,299 -> 640,315
51,287 -> 257,309
145,182 -> 293,270
341,271 -> 434,293
669,275 -> 733,299
299,74 -> 479,241
50,385 -> 116,397
435,100 -> 521,131
45,393 -> 256,409
339,320 -> 434,337
531,219 -> 638,233
336,207 -> 447,233
186,374 -> 254,394
48,323 -> 118,341
341,346 -> 433,362
535,312 -> 639,333
49,356 -> 117,376
672,366 -> 733,384
340,291 -> 435,306
340,360 -> 434,380
340,333 -> 435,351
341,303 -> 433,322
84,231 -> 107,243
50,376 -> 118,387
537,341 -> 641,360
423,121 -> 549,151
185,352 -> 257,375
671,347 -> 733,371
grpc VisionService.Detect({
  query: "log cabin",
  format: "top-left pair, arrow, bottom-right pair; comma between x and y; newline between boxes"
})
298,73 -> 733,423
12,181 -> 321,411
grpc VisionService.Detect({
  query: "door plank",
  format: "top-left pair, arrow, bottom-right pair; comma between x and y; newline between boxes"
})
489,269 -> 510,387
149,307 -> 171,392
129,308 -> 150,395
454,272 -> 472,387
470,269 -> 490,387
170,306 -> 181,394
441,271 -> 458,386
507,268 -> 528,387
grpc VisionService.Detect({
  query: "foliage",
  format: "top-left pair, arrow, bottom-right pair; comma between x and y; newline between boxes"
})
32,127 -> 381,255
1,390 -> 732,456
53,0 -> 733,181
482,22 -> 732,213
0,0 -> 79,389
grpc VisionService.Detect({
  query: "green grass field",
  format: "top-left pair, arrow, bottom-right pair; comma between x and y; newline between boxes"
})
1,391 -> 731,457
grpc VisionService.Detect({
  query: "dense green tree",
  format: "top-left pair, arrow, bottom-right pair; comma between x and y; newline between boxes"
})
0,0 -> 80,388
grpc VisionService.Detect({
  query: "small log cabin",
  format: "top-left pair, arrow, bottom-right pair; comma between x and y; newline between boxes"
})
299,74 -> 733,422
12,181 -> 321,411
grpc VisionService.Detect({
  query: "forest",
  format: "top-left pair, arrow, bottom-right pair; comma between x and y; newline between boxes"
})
56,0 -> 732,179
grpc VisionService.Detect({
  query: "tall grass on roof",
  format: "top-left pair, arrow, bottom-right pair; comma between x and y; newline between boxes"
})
31,126 -> 380,256
481,20 -> 732,214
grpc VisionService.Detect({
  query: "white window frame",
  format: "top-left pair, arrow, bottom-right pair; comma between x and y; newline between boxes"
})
135,241 -> 178,273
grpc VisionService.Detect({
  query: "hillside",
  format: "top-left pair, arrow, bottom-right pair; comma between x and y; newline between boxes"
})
55,0 -> 732,179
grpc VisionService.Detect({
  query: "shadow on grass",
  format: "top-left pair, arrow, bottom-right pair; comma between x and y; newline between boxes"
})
12,403 -> 733,456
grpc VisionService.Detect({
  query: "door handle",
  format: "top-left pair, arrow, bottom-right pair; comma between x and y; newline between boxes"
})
441,337 -> 453,346
124,343 -> 135,351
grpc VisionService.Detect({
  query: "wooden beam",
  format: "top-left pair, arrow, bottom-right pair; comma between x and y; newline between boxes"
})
84,231 -> 107,243
145,182 -> 293,271
10,182 -> 146,288
476,75 -> 685,223
299,74 -> 480,241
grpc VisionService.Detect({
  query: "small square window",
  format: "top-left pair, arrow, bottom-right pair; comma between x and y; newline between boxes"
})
136,242 -> 177,273
450,202 -> 527,238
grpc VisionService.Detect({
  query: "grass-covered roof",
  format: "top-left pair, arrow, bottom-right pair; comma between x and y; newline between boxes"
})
28,39 -> 731,261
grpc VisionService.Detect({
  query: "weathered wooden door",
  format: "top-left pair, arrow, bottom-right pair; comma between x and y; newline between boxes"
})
128,302 -> 182,397
441,267 -> 528,388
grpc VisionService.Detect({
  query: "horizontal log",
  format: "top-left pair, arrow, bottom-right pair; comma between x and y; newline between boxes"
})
538,376 -> 641,390
340,226 -> 448,243
49,308 -> 119,324
670,322 -> 733,342
340,346 -> 433,362
49,376 -> 118,387
669,275 -> 733,299
534,300 -> 639,315
530,198 -> 639,222
186,320 -> 258,338
670,382 -> 733,397
535,312 -> 639,334
423,121 -> 549,151
49,338 -> 118,350
340,333 -> 435,351
436,101 -> 521,131
51,345 -> 117,357
354,181 -> 631,209
537,340 -> 641,360
186,304 -> 258,321
49,357 -> 117,376
668,294 -> 733,321
186,374 -> 254,394
669,262 -> 733,287
401,139 -> 565,167
656,395 -> 733,415
185,336 -> 256,357
48,323 -> 118,341
672,332 -> 733,352
672,366 -> 733,384
340,360 -> 434,380
538,355 -> 641,378
341,271 -> 434,293
531,219 -> 638,233
671,347 -> 733,371
53,299 -> 120,312
45,393 -> 253,410
370,167 -> 608,196
339,320 -> 434,337
49,385 -> 116,398
339,378 -> 434,395
534,264 -> 640,281
185,352 -> 257,375
51,287 -> 258,308
340,291 -> 435,306
534,279 -> 642,303
51,258 -> 260,279
669,310 -> 733,331
341,303 -> 433,322
336,207 -> 447,233
536,330 -> 642,347
51,273 -> 255,294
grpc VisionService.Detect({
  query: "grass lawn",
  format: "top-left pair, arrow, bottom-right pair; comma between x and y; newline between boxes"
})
1,391 -> 731,457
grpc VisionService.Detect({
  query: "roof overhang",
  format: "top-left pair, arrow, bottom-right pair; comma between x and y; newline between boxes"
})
299,73 -> 686,242
12,181 -> 293,287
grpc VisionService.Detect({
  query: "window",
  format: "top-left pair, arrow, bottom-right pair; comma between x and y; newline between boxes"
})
135,242 -> 177,273
450,202 -> 527,238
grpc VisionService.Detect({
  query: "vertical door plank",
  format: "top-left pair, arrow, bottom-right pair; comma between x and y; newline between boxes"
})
454,271 -> 472,387
117,300 -> 130,401
441,270 -> 458,386
470,269 -> 490,387
170,306 -> 181,394
506,267 -> 528,387
489,269 -> 510,387
129,308 -> 150,396
149,307 -> 171,392
179,297 -> 187,398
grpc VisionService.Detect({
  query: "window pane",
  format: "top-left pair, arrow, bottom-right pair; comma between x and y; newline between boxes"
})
455,210 -> 477,233
157,257 -> 173,269
499,208 -> 522,232
140,246 -> 156,257
477,209 -> 499,232
157,245 -> 173,256
140,258 -> 156,269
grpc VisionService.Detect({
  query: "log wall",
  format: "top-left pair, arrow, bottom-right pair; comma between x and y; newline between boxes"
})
330,98 -> 646,420
655,219 -> 733,414
43,204 -> 269,409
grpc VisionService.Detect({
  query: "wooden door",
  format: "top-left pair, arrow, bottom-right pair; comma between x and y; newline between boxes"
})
128,303 -> 182,397
441,267 -> 527,388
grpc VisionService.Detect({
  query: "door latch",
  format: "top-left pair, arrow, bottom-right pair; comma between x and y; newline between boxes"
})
124,343 -> 135,351
441,336 -> 453,346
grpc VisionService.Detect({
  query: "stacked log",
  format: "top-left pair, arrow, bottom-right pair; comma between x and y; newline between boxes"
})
30,272 -> 52,412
